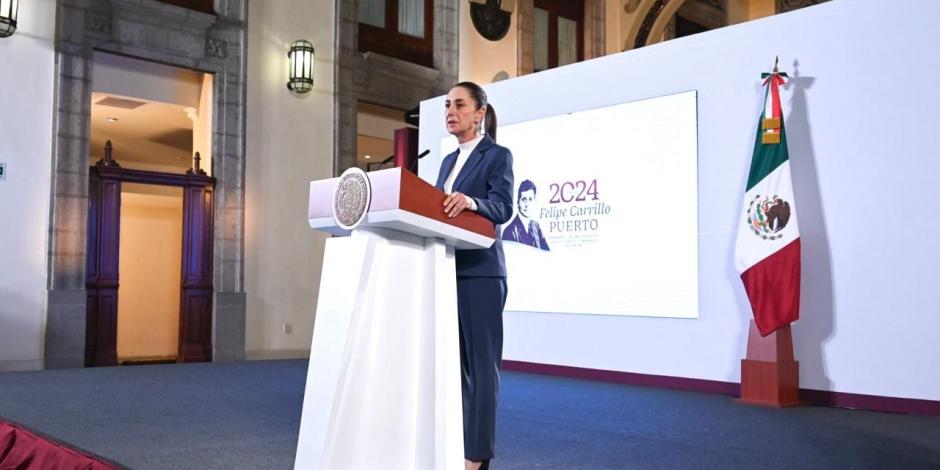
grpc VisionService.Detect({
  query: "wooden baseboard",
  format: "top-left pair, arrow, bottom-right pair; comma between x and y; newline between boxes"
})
501,360 -> 940,417
119,358 -> 178,366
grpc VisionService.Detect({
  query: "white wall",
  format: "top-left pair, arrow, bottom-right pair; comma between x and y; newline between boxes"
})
0,0 -> 56,371
420,0 -> 940,401
244,0 -> 335,359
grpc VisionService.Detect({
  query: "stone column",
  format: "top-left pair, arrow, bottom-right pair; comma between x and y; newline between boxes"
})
584,0 -> 607,61
516,0 -> 534,76
45,0 -> 98,369
334,0 -> 459,176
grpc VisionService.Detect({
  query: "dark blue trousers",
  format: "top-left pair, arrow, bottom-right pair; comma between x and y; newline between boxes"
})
456,276 -> 507,461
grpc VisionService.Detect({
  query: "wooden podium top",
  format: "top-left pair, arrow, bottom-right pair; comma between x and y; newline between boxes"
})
308,168 -> 496,249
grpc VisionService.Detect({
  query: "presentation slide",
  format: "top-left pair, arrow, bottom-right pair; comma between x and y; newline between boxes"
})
441,91 -> 699,318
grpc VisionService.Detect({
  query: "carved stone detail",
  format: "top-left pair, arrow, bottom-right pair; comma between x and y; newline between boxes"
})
86,11 -> 113,35
777,0 -> 829,13
635,0 -> 669,49
625,0 -> 641,14
206,37 -> 228,58
702,0 -> 724,12
470,0 -> 512,41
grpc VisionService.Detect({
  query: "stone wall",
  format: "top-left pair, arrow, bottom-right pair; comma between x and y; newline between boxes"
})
333,0 -> 459,175
46,0 -> 248,367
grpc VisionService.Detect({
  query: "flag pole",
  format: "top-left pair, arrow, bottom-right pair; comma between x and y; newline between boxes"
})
736,58 -> 802,408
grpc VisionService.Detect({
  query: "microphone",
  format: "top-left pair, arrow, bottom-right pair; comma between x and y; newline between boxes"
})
366,154 -> 395,172
367,150 -> 430,172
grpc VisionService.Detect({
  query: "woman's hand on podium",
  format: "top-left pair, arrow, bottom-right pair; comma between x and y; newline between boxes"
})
443,191 -> 474,218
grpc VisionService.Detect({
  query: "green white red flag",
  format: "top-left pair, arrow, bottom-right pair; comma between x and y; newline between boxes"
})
734,66 -> 801,336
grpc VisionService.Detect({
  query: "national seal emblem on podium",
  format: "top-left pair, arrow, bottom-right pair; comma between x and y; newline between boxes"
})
332,167 -> 372,230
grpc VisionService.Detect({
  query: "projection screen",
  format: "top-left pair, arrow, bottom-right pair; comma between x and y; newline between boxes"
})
437,90 -> 699,318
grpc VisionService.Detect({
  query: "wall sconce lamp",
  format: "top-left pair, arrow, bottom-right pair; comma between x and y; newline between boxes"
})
287,40 -> 314,94
0,0 -> 18,38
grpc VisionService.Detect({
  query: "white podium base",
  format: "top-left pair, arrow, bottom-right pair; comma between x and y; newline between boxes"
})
294,229 -> 464,470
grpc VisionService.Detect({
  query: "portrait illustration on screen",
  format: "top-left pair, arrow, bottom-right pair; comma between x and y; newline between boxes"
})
503,179 -> 550,251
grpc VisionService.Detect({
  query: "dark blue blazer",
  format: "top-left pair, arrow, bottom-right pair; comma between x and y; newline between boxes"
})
435,135 -> 514,277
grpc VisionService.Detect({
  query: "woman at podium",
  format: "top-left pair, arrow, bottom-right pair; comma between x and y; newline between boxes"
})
435,81 -> 514,470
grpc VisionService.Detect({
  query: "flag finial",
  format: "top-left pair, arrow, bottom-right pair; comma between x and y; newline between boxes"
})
773,56 -> 779,74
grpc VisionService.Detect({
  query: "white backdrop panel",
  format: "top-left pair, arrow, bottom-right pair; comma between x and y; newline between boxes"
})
418,0 -> 940,401
439,92 -> 699,318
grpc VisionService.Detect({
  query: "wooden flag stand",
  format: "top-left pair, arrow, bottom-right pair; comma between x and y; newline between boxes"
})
738,320 -> 801,407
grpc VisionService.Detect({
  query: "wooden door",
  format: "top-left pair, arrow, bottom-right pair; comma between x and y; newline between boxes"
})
85,169 -> 121,366
85,165 -> 215,366
178,183 -> 214,362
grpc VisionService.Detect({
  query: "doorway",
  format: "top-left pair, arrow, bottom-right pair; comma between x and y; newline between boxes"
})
85,161 -> 215,367
45,2 -> 248,369
84,52 -> 216,367
117,183 -> 184,364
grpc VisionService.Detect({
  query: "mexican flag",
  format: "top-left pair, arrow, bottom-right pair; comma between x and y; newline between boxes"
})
734,69 -> 801,337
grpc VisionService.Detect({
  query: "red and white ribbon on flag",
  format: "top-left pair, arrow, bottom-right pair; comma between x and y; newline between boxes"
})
762,73 -> 787,138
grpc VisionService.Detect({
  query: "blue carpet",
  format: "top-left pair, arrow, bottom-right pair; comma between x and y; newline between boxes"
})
0,360 -> 937,469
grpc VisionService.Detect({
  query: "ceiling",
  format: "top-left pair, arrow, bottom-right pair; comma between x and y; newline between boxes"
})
90,92 -> 194,171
